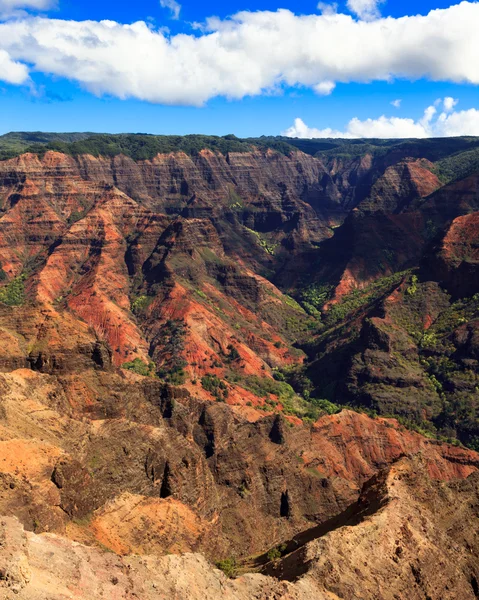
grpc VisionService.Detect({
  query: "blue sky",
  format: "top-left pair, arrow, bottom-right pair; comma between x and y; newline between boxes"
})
0,0 -> 478,137
54,0 -> 456,24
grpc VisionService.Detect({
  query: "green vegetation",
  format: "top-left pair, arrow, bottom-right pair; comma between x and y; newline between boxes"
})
244,227 -> 278,255
282,295 -> 304,312
428,292 -> 479,338
67,210 -> 85,225
31,133 -> 258,160
166,369 -> 187,385
321,271 -> 410,329
228,186 -> 244,208
130,295 -> 152,316
155,319 -> 189,383
0,132 -> 93,161
406,274 -> 418,296
223,344 -> 240,363
121,358 -> 156,377
266,547 -> 282,561
215,557 -> 237,578
309,398 -> 341,415
238,375 -> 296,402
227,372 -> 340,422
434,145 -> 479,183
304,274 -> 479,450
201,374 -> 229,401
2,132 -> 479,172
266,543 -> 288,561
416,292 -> 479,449
0,274 -> 26,306
1,132 -> 299,161
298,284 -> 334,318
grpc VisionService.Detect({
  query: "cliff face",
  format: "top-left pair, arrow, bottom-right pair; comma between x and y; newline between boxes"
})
0,140 -> 478,596
0,147 -> 397,383
421,213 -> 479,302
0,368 -> 476,562
2,457 -> 478,600
0,150 -> 330,248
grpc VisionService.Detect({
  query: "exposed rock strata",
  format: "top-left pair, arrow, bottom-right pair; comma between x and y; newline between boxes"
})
1,457 -> 478,600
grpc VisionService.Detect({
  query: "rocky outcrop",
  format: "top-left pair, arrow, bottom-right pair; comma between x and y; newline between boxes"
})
1,456 -> 478,600
0,368 -> 477,559
259,457 -> 479,599
0,141 -> 478,596
425,211 -> 479,298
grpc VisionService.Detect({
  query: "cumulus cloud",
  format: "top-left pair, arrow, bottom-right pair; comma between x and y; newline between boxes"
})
0,4 -> 479,104
436,107 -> 479,136
317,2 -> 338,15
391,99 -> 401,108
0,0 -> 55,17
443,96 -> 459,112
0,49 -> 29,84
282,99 -> 479,139
159,0 -> 181,20
346,0 -> 383,20
314,80 -> 335,95
283,115 -> 428,139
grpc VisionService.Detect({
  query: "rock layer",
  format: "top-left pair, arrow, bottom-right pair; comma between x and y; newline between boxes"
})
0,142 -> 478,595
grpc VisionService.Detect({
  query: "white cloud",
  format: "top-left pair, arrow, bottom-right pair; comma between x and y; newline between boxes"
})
0,4 -> 478,104
346,0 -> 383,21
314,80 -> 335,95
420,104 -> 437,128
0,0 -> 55,17
0,49 -> 29,84
391,99 -> 401,108
443,96 -> 458,112
436,107 -> 479,137
283,115 -> 428,139
317,2 -> 338,15
282,99 -> 479,139
159,0 -> 181,20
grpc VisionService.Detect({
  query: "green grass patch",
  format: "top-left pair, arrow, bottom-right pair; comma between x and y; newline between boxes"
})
122,358 -> 156,377
0,274 -> 26,306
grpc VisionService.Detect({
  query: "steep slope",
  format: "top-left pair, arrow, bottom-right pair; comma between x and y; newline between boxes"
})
2,456 -> 478,600
0,367 -> 476,561
0,137 -> 478,596
296,172 -> 479,447
259,456 -> 479,600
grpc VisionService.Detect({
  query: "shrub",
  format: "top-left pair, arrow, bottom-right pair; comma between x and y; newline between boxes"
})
406,274 -> 419,296
309,398 -> 341,415
321,270 -> 410,329
131,295 -> 152,315
0,274 -> 26,306
241,375 -> 295,401
155,319 -> 188,375
224,344 -> 240,362
267,547 -> 282,561
166,368 -> 187,385
283,295 -> 304,312
201,374 -> 229,400
216,558 -> 237,578
122,358 -> 155,377
299,284 -> 334,313
266,544 -> 287,561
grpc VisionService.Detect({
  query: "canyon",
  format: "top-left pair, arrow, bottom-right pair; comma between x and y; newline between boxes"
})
0,132 -> 478,598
